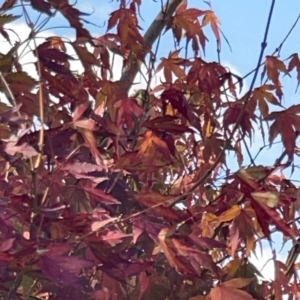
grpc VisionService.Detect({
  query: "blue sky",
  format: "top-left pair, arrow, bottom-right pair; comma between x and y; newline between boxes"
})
5,0 -> 300,279
15,0 -> 300,69
79,0 -> 300,76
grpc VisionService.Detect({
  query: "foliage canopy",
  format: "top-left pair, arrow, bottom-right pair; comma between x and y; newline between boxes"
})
0,0 -> 300,299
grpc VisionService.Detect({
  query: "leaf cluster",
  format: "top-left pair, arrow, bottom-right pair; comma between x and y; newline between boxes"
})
0,1 -> 300,299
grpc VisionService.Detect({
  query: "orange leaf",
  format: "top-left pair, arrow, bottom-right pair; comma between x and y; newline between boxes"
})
175,0 -> 187,14
202,10 -> 220,43
137,131 -> 173,164
80,128 -> 103,166
217,205 -> 241,223
236,166 -> 275,190
91,218 -> 118,232
47,36 -> 66,52
263,56 -> 288,83
288,53 -> 300,88
262,56 -> 289,99
249,85 -> 281,118
207,278 -> 255,300
115,97 -> 144,131
156,50 -> 186,82
158,228 -> 196,276
266,106 -> 300,161
222,277 -> 254,289
229,210 -> 257,257
251,199 -> 296,240
136,192 -> 182,222
251,191 -> 280,208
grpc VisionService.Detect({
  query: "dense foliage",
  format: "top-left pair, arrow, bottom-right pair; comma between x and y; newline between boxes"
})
0,0 -> 300,299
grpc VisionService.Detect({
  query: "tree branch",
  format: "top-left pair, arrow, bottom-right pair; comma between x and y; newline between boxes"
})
120,0 -> 183,87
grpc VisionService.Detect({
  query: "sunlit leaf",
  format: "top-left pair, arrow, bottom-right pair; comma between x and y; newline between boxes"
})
207,278 -> 255,300
251,191 -> 280,208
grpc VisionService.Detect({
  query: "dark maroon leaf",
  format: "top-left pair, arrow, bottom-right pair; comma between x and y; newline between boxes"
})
0,238 -> 15,252
40,255 -> 80,287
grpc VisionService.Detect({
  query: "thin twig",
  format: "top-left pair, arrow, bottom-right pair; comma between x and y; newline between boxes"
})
0,72 -> 17,107
216,38 -> 256,165
19,3 -> 48,238
226,12 -> 300,93
169,0 -> 275,208
276,13 -> 300,56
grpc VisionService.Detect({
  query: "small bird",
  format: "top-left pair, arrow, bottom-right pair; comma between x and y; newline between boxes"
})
131,89 -> 150,111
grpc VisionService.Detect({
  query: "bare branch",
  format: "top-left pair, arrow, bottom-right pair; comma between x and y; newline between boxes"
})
120,0 -> 183,88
